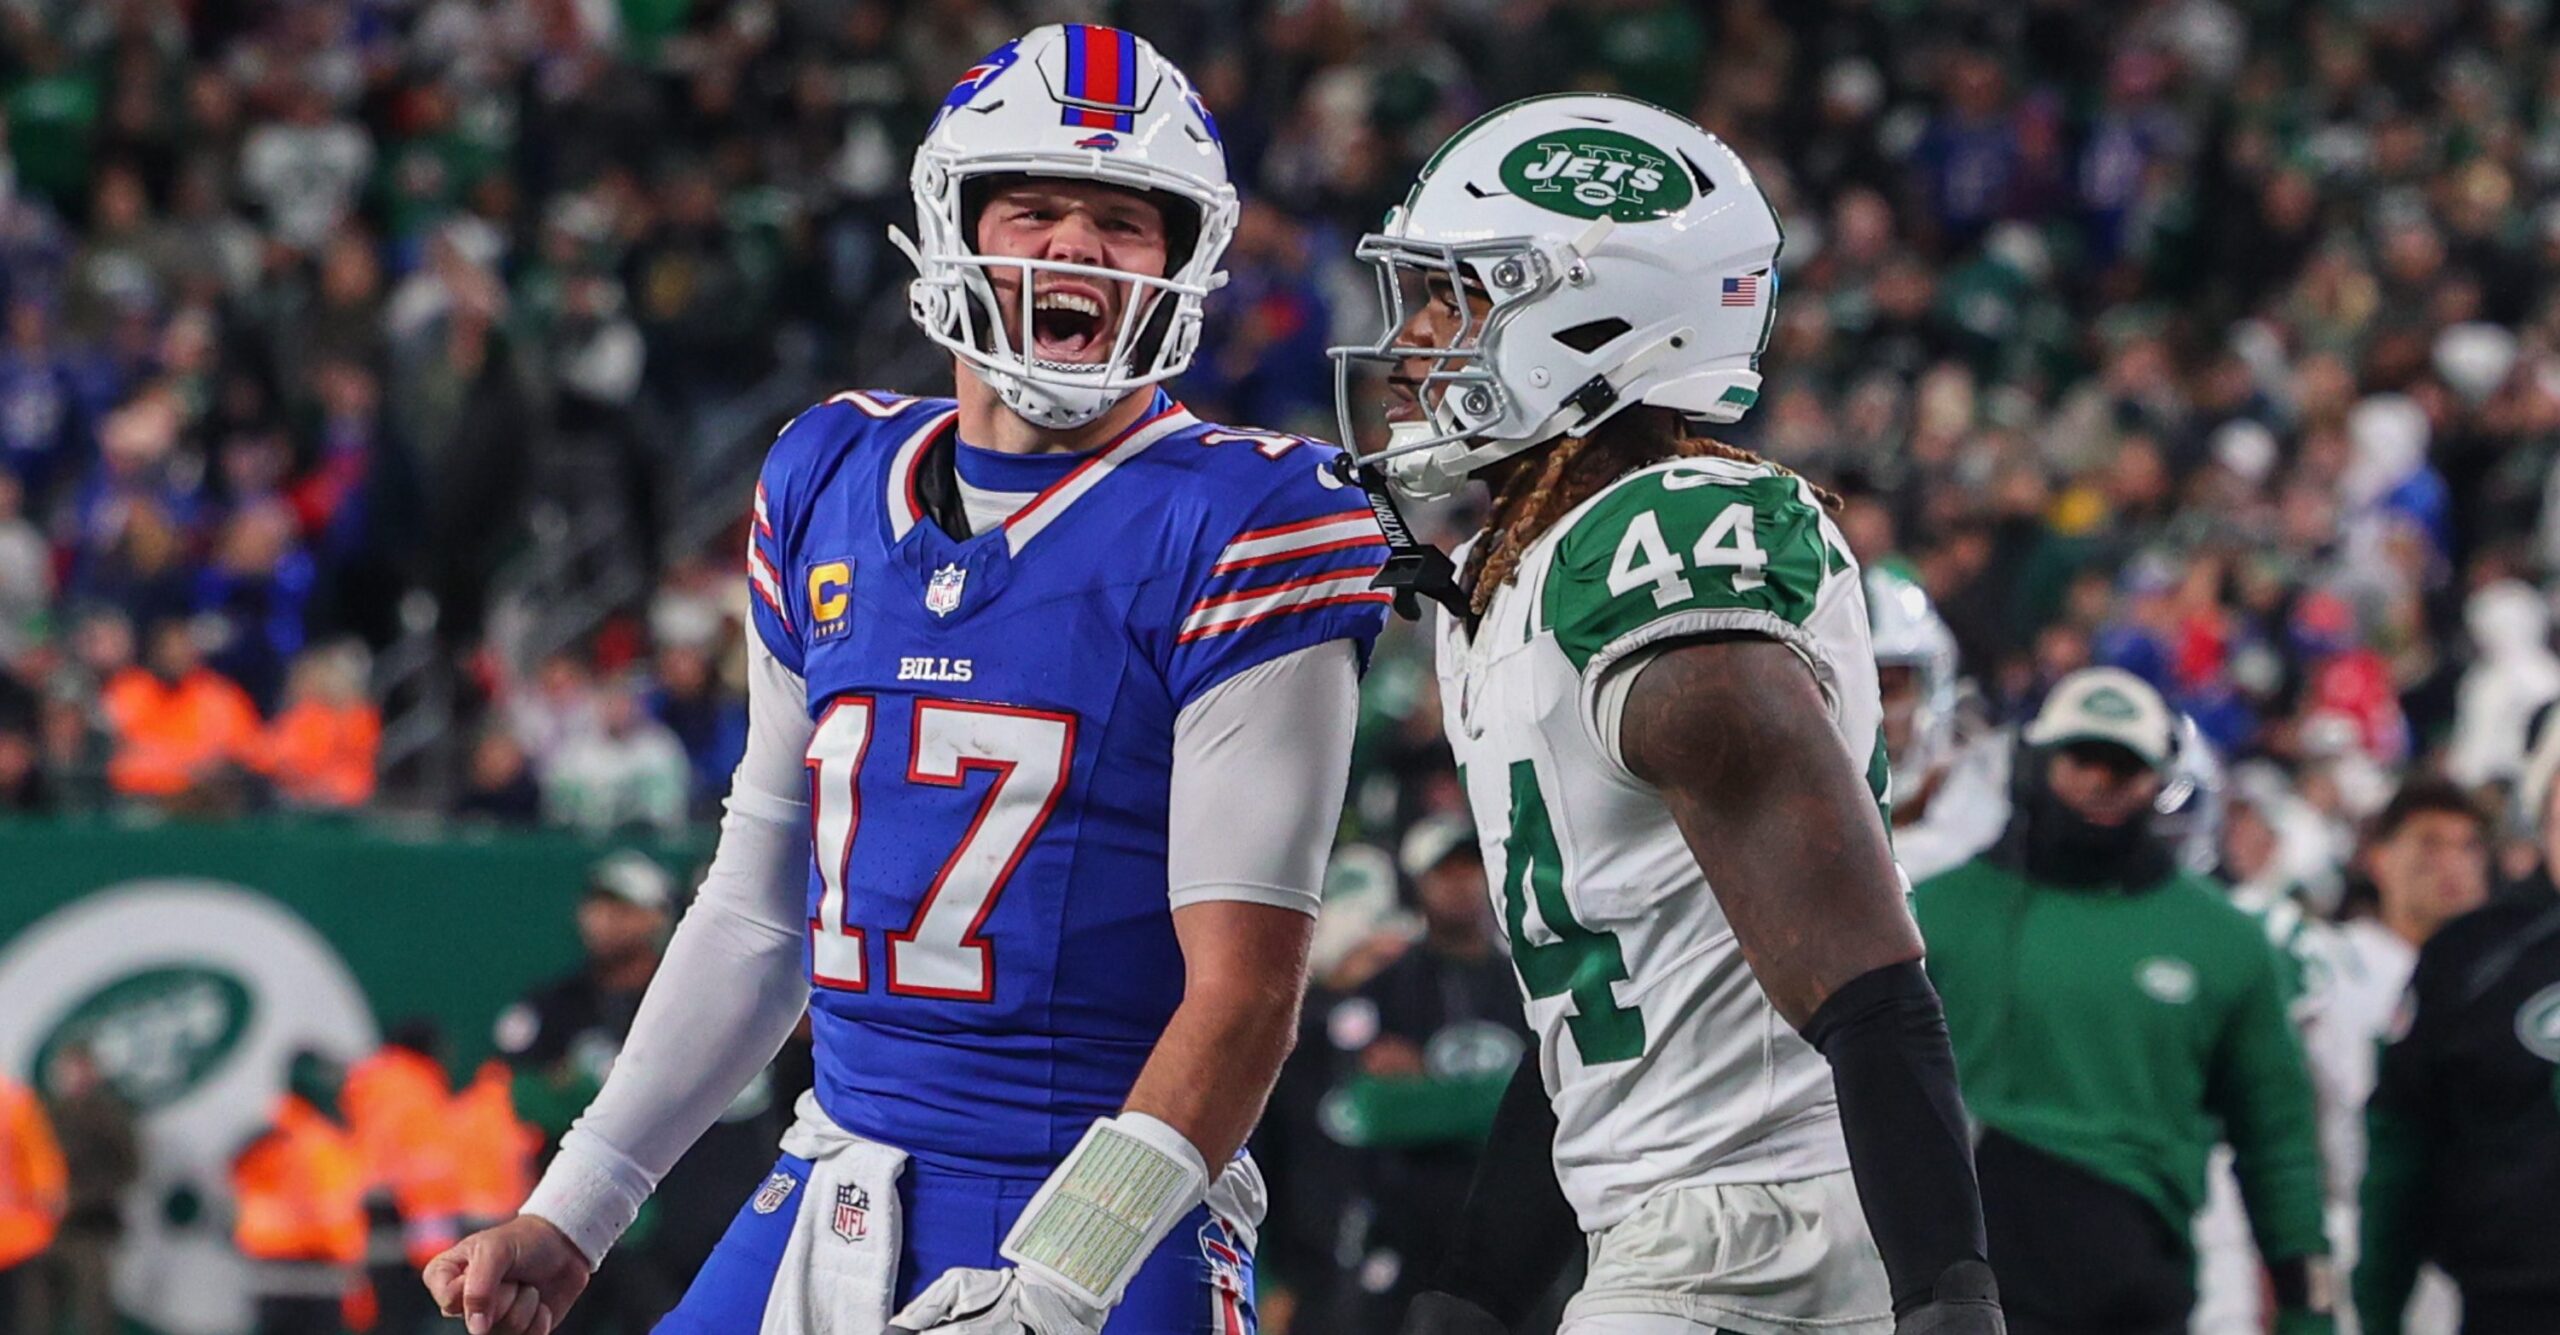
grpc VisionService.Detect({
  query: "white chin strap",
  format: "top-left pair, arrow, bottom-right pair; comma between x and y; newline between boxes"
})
1377,423 -> 1478,502
985,360 -> 1126,430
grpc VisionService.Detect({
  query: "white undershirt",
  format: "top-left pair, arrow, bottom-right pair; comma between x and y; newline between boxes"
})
956,474 -> 1038,539
518,532 -> 1363,1262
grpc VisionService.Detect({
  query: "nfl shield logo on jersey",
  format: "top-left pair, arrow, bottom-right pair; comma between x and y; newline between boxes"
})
832,1183 -> 870,1242
925,563 -> 968,617
751,1170 -> 797,1215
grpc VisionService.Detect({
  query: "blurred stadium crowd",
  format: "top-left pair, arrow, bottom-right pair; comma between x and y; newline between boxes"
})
2,0 -> 2560,1330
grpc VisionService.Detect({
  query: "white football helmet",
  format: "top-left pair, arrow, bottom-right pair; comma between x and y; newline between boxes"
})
2155,714 -> 2228,876
1331,94 -> 1783,500
1866,568 -> 1961,782
893,24 -> 1239,429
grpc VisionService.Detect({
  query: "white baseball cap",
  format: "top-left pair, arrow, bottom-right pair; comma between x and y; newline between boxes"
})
1398,814 -> 1480,882
586,851 -> 677,915
2024,668 -> 2177,771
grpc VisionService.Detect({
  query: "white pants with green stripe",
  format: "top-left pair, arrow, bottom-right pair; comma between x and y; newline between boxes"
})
1561,1171 -> 1893,1335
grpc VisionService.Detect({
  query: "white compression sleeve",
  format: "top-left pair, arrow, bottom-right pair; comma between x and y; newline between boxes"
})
1166,640 -> 1361,917
518,634 -> 816,1264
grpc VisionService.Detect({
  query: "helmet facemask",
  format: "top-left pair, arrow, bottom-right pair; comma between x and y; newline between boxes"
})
1331,95 -> 1785,503
893,154 -> 1234,430
1331,225 -> 1614,501
1865,567 -> 1962,786
1877,660 -> 1956,782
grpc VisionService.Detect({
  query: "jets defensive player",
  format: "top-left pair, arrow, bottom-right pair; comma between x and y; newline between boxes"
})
1868,561 -> 2222,887
426,25 -> 1389,1335
1330,95 -> 1999,1335
1865,569 -> 2006,884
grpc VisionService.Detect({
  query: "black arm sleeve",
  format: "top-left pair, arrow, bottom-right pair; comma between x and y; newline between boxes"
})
1427,1047 -> 1581,1327
1800,958 -> 1994,1317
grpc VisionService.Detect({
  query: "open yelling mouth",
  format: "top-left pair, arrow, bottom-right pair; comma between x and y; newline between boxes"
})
1028,279 -> 1114,368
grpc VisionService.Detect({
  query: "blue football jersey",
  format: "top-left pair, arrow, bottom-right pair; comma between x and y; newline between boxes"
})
746,388 -> 1390,1178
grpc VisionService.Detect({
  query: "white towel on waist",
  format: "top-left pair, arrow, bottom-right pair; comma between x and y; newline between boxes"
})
760,1091 -> 910,1335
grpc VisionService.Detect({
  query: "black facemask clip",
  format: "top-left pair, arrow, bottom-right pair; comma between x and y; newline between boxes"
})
1329,454 -> 1466,621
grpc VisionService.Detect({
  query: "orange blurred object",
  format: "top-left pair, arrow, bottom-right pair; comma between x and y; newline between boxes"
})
342,1047 -> 460,1267
0,1078 -> 67,1269
257,697 -> 382,808
449,1062 -> 540,1226
100,665 -> 262,797
232,1093 -> 368,1266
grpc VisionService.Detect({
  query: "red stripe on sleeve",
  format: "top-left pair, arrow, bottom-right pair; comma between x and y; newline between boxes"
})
1227,509 -> 1380,546
1211,536 -> 1386,576
1176,591 -> 1393,644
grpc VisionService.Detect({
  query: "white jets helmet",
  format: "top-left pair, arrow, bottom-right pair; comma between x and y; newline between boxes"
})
1331,93 -> 1783,500
1866,568 -> 1961,782
893,24 -> 1239,429
2155,714 -> 2228,876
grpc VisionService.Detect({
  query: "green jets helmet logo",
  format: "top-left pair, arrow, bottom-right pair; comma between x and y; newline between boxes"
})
33,965 -> 254,1109
1499,129 -> 1695,222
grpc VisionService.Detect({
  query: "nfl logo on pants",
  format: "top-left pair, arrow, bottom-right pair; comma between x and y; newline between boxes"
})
833,1184 -> 870,1242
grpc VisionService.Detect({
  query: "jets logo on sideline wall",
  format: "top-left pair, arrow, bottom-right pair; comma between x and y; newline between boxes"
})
32,967 -> 253,1110
1498,128 -> 1697,222
0,881 -> 379,1335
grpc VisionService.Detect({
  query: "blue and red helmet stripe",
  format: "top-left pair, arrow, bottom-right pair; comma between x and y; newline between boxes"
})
1059,24 -> 1139,132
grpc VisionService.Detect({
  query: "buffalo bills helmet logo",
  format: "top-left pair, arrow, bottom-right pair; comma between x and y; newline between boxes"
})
1075,133 -> 1120,151
1185,90 -> 1222,145
934,40 -> 1022,130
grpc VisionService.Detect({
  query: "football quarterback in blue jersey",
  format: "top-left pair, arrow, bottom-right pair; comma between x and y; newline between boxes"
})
426,24 -> 1390,1335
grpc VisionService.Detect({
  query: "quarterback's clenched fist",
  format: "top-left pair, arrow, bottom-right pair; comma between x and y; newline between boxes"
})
422,1215 -> 592,1335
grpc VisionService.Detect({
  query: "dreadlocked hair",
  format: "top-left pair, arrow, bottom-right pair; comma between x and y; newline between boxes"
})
1460,406 -> 1841,623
